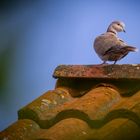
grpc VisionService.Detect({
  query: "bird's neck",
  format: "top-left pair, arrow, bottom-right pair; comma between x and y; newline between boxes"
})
107,27 -> 117,35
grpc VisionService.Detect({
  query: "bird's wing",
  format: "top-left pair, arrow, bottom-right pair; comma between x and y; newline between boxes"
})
104,45 -> 137,55
94,33 -> 126,57
104,45 -> 122,54
103,45 -> 137,61
102,45 -> 127,61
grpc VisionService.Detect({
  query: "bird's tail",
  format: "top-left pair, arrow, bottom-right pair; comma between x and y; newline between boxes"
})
124,46 -> 139,52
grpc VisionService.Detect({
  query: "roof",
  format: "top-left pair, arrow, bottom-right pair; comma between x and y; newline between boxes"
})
0,64 -> 140,140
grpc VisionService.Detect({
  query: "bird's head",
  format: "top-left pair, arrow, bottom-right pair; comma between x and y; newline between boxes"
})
107,21 -> 125,34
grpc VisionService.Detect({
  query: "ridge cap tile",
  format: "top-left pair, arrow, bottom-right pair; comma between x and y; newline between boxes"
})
53,64 -> 140,79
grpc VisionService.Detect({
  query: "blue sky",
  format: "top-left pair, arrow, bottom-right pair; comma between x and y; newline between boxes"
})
0,0 -> 140,130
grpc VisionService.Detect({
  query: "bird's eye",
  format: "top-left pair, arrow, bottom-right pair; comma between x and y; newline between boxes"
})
117,23 -> 120,26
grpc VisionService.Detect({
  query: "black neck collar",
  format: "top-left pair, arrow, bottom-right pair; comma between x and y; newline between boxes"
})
107,30 -> 116,35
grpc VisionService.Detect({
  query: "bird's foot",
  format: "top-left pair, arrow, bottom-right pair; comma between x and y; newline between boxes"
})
113,61 -> 117,64
101,61 -> 108,65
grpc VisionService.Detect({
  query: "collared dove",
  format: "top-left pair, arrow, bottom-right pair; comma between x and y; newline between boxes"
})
94,21 -> 138,64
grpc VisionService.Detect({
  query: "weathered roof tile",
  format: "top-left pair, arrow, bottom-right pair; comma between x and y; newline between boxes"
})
18,87 -> 73,128
53,64 -> 140,79
0,119 -> 40,140
18,87 -> 121,129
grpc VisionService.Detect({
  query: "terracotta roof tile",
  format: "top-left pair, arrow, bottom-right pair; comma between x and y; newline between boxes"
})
34,118 -> 90,140
18,88 -> 73,128
92,118 -> 140,140
0,119 -> 40,140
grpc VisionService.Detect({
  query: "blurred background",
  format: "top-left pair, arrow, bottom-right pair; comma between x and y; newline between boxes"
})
0,0 -> 140,131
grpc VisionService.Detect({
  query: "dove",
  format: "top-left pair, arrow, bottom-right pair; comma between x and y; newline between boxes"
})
94,21 -> 138,64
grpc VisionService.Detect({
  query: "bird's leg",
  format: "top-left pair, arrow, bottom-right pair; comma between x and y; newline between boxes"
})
114,60 -> 117,64
101,61 -> 108,65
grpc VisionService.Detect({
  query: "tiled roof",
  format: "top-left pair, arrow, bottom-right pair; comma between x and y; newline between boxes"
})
0,64 -> 140,140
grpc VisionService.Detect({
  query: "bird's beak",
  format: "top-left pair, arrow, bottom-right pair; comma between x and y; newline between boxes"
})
123,29 -> 126,33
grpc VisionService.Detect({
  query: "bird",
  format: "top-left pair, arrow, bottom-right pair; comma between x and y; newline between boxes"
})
93,21 -> 138,64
